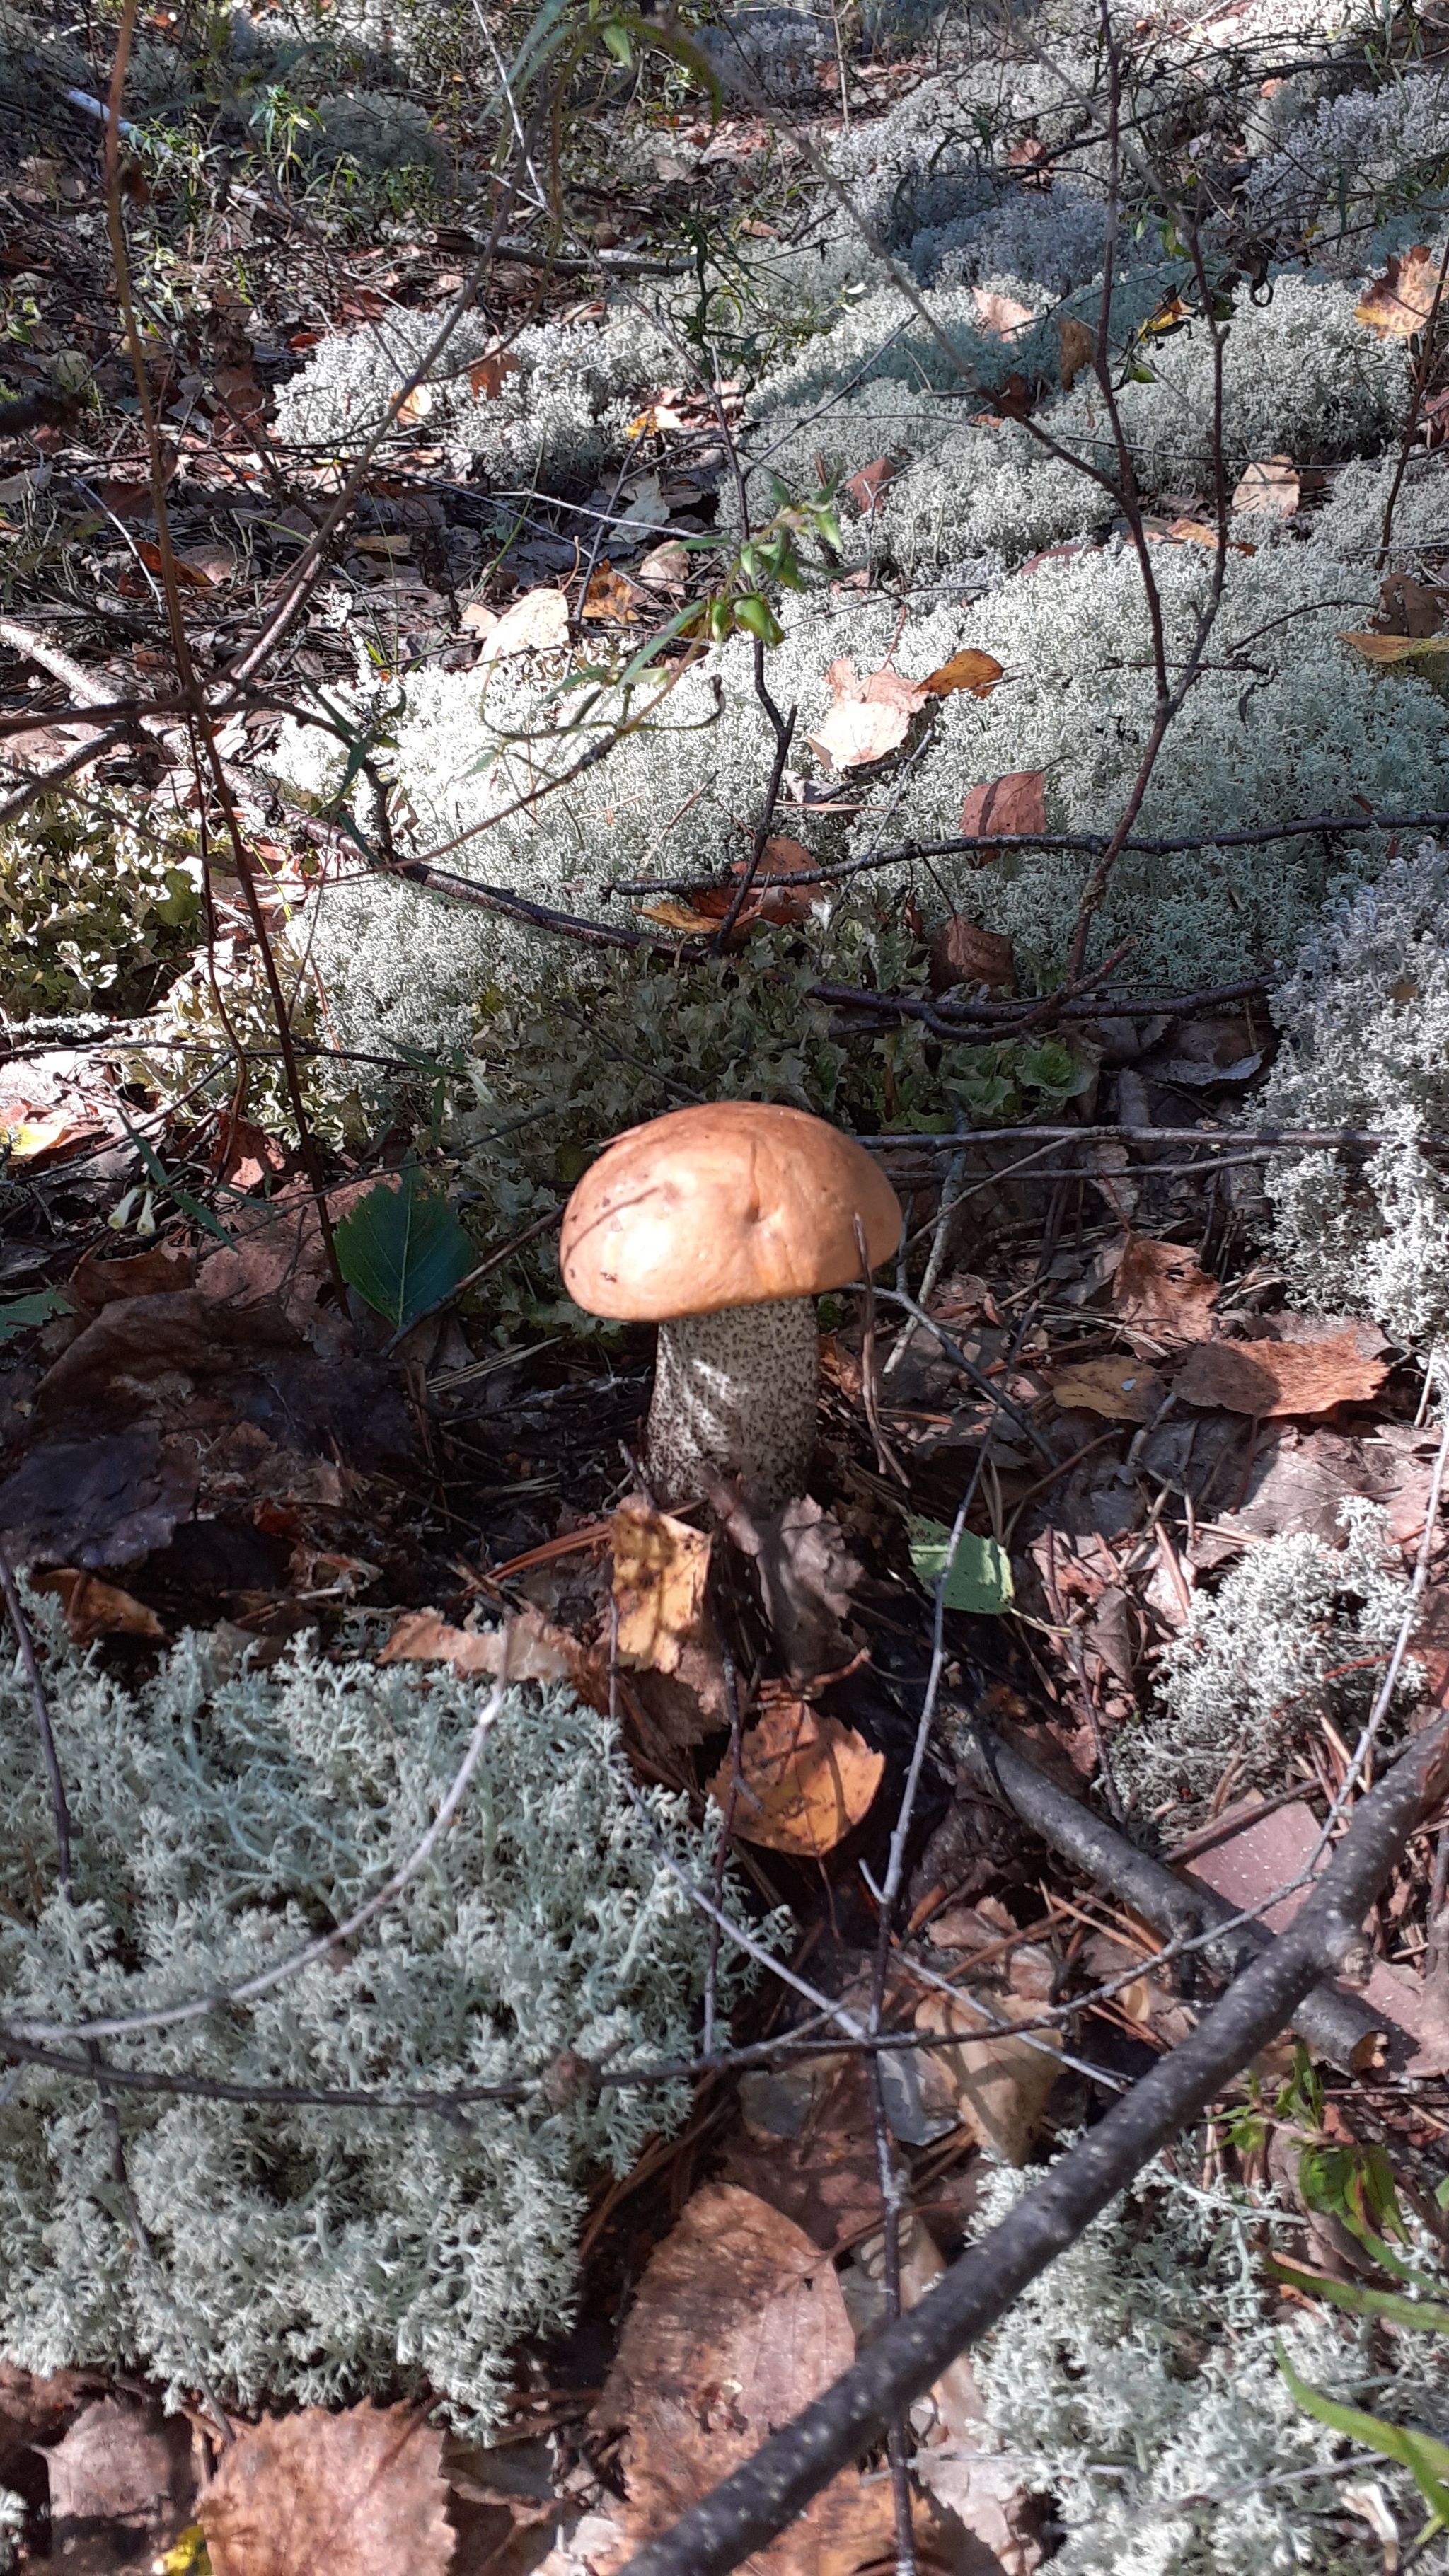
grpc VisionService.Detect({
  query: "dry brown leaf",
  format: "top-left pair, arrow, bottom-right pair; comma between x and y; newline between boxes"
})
1355,243 -> 1443,337
46,2396 -> 189,2529
1053,1356 -> 1165,1420
922,647 -> 1005,700
1165,514 -> 1255,557
69,1244 -> 195,1312
596,2184 -> 901,2575
611,1500 -> 712,1673
913,1987 -> 1063,2163
200,2403 -> 452,2576
928,916 -> 1016,994
842,454 -> 896,515
476,586 -> 570,660
1175,1332 -> 1390,1418
1338,628 -> 1449,674
379,1602 -> 579,1685
1231,454 -> 1300,516
708,1489 -> 862,1685
460,599 -> 498,636
720,2052 -> 884,2251
582,561 -> 642,624
1375,572 -> 1448,637
1109,1233 -> 1220,1342
468,347 -> 520,400
972,284 -> 1035,340
959,768 -> 1046,839
710,1693 -> 882,1857
637,896 -> 720,935
35,1569 -> 163,1642
1058,316 -> 1097,390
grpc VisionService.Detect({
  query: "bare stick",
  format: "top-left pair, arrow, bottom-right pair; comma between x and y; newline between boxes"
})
616,1711 -> 1449,2576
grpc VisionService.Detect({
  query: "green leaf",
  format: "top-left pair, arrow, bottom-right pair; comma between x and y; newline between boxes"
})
1277,2345 -> 1449,2529
0,1288 -> 71,1341
1267,2257 -> 1449,2335
333,1167 -> 475,1332
908,1517 -> 1015,1614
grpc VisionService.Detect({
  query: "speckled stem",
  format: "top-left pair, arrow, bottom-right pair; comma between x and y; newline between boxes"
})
645,1298 -> 819,1512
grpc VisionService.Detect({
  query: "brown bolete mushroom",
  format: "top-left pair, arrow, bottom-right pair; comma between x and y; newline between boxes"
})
559,1101 -> 901,1510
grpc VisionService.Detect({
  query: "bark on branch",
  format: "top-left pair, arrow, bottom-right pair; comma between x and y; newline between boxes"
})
617,1711 -> 1449,2576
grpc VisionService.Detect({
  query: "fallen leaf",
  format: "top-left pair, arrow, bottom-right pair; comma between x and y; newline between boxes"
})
476,586 -> 570,660
922,647 -> 1005,700
1338,628 -> 1449,676
1058,316 -> 1097,389
460,599 -> 498,636
908,1517 -> 1014,1613
1355,244 -> 1443,337
468,347 -> 520,400
928,916 -> 1015,993
710,1692 -> 882,1856
973,284 -> 1035,340
0,1104 -> 101,1160
200,2403 -> 452,2576
611,1500 -> 712,1673
46,2398 -> 189,2531
1232,453 -> 1300,516
1109,1234 -> 1220,1341
636,896 -> 720,935
913,1987 -> 1063,2163
379,1602 -> 578,1685
35,1568 -> 164,1641
721,2051 -> 883,2250
959,768 -> 1045,838
179,540 -> 235,588
806,657 -> 929,772
596,2184 -> 901,2575
137,536 -> 210,590
69,1244 -> 195,1313
1175,1332 -> 1390,1418
582,561 -> 643,623
214,362 -> 264,421
0,1427 -> 200,1570
1053,1356 -> 1165,1420
843,454 -> 896,515
708,1489 -> 862,1685
1165,514 -> 1255,556
395,382 -> 433,427
1375,572 -> 1448,637
637,537 -> 691,588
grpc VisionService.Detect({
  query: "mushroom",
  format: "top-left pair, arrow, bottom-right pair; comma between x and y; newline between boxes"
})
560,1101 -> 901,1511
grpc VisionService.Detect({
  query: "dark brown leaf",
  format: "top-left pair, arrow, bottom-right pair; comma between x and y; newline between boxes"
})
200,2404 -> 453,2576
928,918 -> 1015,995
34,1568 -> 164,1641
1109,1235 -> 1220,1342
0,1428 -> 199,1569
1174,1333 -> 1390,1418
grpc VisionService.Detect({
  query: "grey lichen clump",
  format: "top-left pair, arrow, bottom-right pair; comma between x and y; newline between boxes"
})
1117,1501 -> 1414,1820
973,2154 -> 1448,2575
1260,842 -> 1449,1351
0,1610 -> 729,2430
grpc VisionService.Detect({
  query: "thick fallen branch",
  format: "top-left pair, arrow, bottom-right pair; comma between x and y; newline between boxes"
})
617,1710 -> 1449,2576
957,1714 -> 1380,2069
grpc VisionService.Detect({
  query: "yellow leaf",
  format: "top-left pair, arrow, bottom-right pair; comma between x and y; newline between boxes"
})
709,1694 -> 883,1857
153,2526 -> 209,2576
1356,244 -> 1443,337
611,1501 -> 712,1674
1338,629 -> 1449,667
637,898 -> 718,935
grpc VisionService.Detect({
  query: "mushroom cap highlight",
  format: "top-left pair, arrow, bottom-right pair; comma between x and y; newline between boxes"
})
560,1102 -> 903,1322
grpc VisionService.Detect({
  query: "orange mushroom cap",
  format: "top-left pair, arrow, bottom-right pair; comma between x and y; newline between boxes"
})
559,1102 -> 902,1322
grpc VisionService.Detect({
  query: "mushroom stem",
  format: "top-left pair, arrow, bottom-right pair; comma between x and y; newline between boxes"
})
646,1296 -> 820,1512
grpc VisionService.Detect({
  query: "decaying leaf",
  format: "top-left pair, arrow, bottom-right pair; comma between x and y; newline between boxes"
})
922,647 -> 1005,700
843,454 -> 897,514
611,1501 -> 712,1673
972,284 -> 1035,340
69,1244 -> 195,1312
721,2051 -> 884,2251
47,2396 -> 190,2531
394,381 -> 433,428
1231,454 -> 1300,516
1337,628 -> 1449,676
596,2184 -> 901,2575
200,2403 -> 453,2576
475,586 -> 570,660
1355,243 -> 1444,337
710,1691 -> 882,1856
0,1426 -> 200,1571
959,768 -> 1046,838
379,1602 -> 579,1685
708,1489 -> 862,1684
1058,315 -> 1097,389
582,561 -> 642,623
1053,1356 -> 1165,1420
468,347 -> 520,400
35,1568 -> 164,1642
637,537 -> 691,589
1110,1233 -> 1220,1342
913,1987 -> 1063,2163
928,915 -> 1016,993
1375,572 -> 1449,638
1175,1331 -> 1390,1418
807,657 -> 929,771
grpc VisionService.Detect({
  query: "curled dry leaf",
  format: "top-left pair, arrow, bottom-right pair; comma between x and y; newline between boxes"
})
1174,1331 -> 1390,1418
1231,454 -> 1300,516
923,647 -> 1005,700
1058,315 -> 1097,390
475,586 -> 570,661
928,916 -> 1016,995
959,767 -> 1045,838
34,1567 -> 163,1643
200,2403 -> 453,2576
595,2183 -> 901,2576
380,1601 -> 581,1685
710,1691 -> 883,1858
913,1987 -> 1063,2164
1109,1233 -> 1220,1342
1355,243 -> 1444,337
611,1500 -> 712,1673
842,454 -> 896,515
1053,1356 -> 1165,1421
708,1487 -> 862,1684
